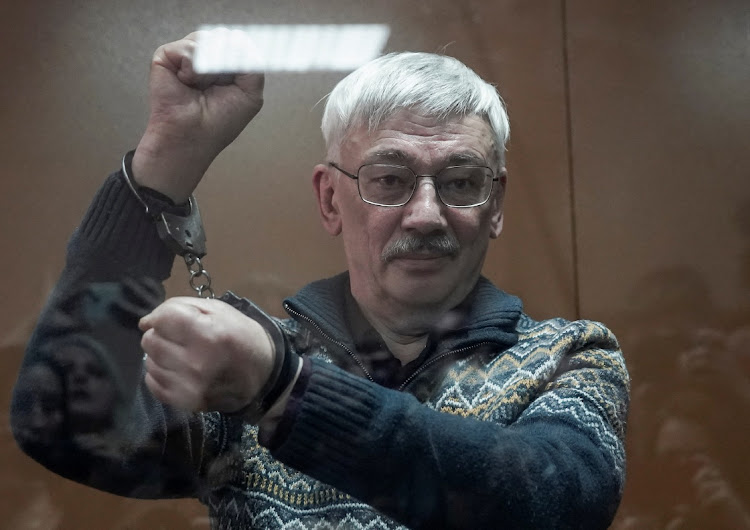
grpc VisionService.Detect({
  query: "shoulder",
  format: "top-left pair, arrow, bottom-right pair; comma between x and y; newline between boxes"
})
512,313 -> 630,437
514,313 -> 625,368
513,313 -> 629,404
480,313 -> 629,403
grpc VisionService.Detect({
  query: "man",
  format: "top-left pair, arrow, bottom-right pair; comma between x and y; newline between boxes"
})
11,31 -> 629,529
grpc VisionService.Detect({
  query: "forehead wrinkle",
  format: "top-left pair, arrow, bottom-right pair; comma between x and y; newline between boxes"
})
343,112 -> 499,171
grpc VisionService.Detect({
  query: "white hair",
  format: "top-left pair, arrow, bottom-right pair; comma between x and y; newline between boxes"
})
321,52 -> 510,162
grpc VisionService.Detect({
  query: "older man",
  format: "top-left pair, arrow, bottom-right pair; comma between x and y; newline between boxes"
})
12,32 -> 629,529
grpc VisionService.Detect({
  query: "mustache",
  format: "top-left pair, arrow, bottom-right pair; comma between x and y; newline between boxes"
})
381,232 -> 460,263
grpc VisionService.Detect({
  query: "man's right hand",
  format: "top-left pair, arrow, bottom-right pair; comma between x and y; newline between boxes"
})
132,30 -> 265,203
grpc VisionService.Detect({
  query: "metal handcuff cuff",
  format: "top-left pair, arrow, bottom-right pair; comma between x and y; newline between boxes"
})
122,151 -> 300,423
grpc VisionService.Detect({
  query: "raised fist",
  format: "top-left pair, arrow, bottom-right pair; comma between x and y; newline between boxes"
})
132,29 -> 265,203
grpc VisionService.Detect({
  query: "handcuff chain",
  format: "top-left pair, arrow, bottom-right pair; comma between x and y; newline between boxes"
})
184,253 -> 215,299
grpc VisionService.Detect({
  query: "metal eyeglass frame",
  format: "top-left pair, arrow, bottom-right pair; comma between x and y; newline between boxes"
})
328,162 -> 498,208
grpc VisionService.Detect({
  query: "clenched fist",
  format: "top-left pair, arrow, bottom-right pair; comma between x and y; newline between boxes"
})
133,29 -> 265,203
138,296 -> 274,414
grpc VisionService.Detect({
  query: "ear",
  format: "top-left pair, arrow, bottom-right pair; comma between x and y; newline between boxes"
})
489,169 -> 507,239
312,164 -> 342,236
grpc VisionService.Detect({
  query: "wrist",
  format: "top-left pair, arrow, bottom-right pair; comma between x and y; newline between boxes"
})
220,292 -> 302,424
132,133 -> 215,204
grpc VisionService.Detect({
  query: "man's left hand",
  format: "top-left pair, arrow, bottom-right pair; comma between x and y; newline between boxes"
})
139,297 -> 274,413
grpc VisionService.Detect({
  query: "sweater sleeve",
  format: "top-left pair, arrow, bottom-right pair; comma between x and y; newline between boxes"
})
10,169 -> 221,499
269,327 -> 629,530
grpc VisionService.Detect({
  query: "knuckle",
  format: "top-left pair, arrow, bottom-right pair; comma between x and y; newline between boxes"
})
140,329 -> 157,351
184,359 -> 208,383
152,47 -> 165,62
208,326 -> 233,348
199,315 -> 233,348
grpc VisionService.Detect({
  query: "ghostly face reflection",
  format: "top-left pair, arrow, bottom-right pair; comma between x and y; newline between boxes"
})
15,362 -> 65,445
53,345 -> 117,431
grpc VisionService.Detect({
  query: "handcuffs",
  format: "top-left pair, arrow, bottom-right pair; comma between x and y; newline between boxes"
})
122,151 -> 300,423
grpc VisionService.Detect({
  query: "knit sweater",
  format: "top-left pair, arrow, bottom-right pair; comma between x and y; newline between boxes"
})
11,171 -> 630,529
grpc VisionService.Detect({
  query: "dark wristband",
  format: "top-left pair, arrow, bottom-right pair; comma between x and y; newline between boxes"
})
259,331 -> 301,412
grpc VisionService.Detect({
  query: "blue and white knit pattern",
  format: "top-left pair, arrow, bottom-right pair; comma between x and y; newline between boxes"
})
197,314 -> 629,529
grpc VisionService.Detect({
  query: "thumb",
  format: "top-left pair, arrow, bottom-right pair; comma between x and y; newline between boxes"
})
138,314 -> 153,332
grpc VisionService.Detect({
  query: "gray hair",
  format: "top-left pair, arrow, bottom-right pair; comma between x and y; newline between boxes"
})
321,52 -> 510,162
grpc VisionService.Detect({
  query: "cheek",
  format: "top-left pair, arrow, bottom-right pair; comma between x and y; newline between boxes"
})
449,210 -> 487,245
344,219 -> 389,267
449,212 -> 494,269
340,203 -> 400,256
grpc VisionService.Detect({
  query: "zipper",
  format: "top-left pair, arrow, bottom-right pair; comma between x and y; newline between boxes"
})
284,302 -> 493,391
283,302 -> 375,383
398,341 -> 493,391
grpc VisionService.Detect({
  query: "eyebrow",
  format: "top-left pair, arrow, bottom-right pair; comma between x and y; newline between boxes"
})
363,149 -> 487,166
446,153 -> 487,165
363,149 -> 411,164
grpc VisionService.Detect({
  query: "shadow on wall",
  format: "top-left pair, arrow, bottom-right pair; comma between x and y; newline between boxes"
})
610,234 -> 750,529
735,198 -> 750,296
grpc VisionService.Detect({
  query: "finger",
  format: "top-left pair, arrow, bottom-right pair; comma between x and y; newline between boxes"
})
139,297 -> 211,343
138,314 -> 151,332
143,353 -> 176,389
153,37 -> 197,76
152,37 -> 217,91
233,71 -> 265,98
143,338 -> 203,411
144,370 -> 200,411
141,328 -> 189,372
157,32 -> 251,91
173,51 -> 204,89
191,27 -> 266,93
143,351 -> 201,405
144,370 -> 169,403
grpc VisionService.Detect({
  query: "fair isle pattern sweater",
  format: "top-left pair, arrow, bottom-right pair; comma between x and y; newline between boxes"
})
12,172 -> 629,530
203,310 -> 628,530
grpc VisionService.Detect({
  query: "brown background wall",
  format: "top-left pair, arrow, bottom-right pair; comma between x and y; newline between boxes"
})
1,1 -> 748,527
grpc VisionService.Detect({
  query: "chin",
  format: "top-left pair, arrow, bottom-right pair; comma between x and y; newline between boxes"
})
386,273 -> 462,308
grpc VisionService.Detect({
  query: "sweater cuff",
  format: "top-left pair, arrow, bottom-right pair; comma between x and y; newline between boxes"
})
73,168 -> 179,280
269,358 -> 385,481
258,356 -> 312,449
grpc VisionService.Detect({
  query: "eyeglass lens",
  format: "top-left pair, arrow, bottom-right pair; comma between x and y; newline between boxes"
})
357,165 -> 493,207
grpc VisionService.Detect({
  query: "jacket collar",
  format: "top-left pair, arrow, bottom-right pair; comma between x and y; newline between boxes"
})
284,272 -> 522,354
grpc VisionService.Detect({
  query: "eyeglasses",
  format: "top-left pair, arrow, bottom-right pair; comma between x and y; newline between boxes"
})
329,162 -> 498,208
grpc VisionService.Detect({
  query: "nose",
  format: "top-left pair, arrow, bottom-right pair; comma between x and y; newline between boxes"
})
401,177 -> 448,234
